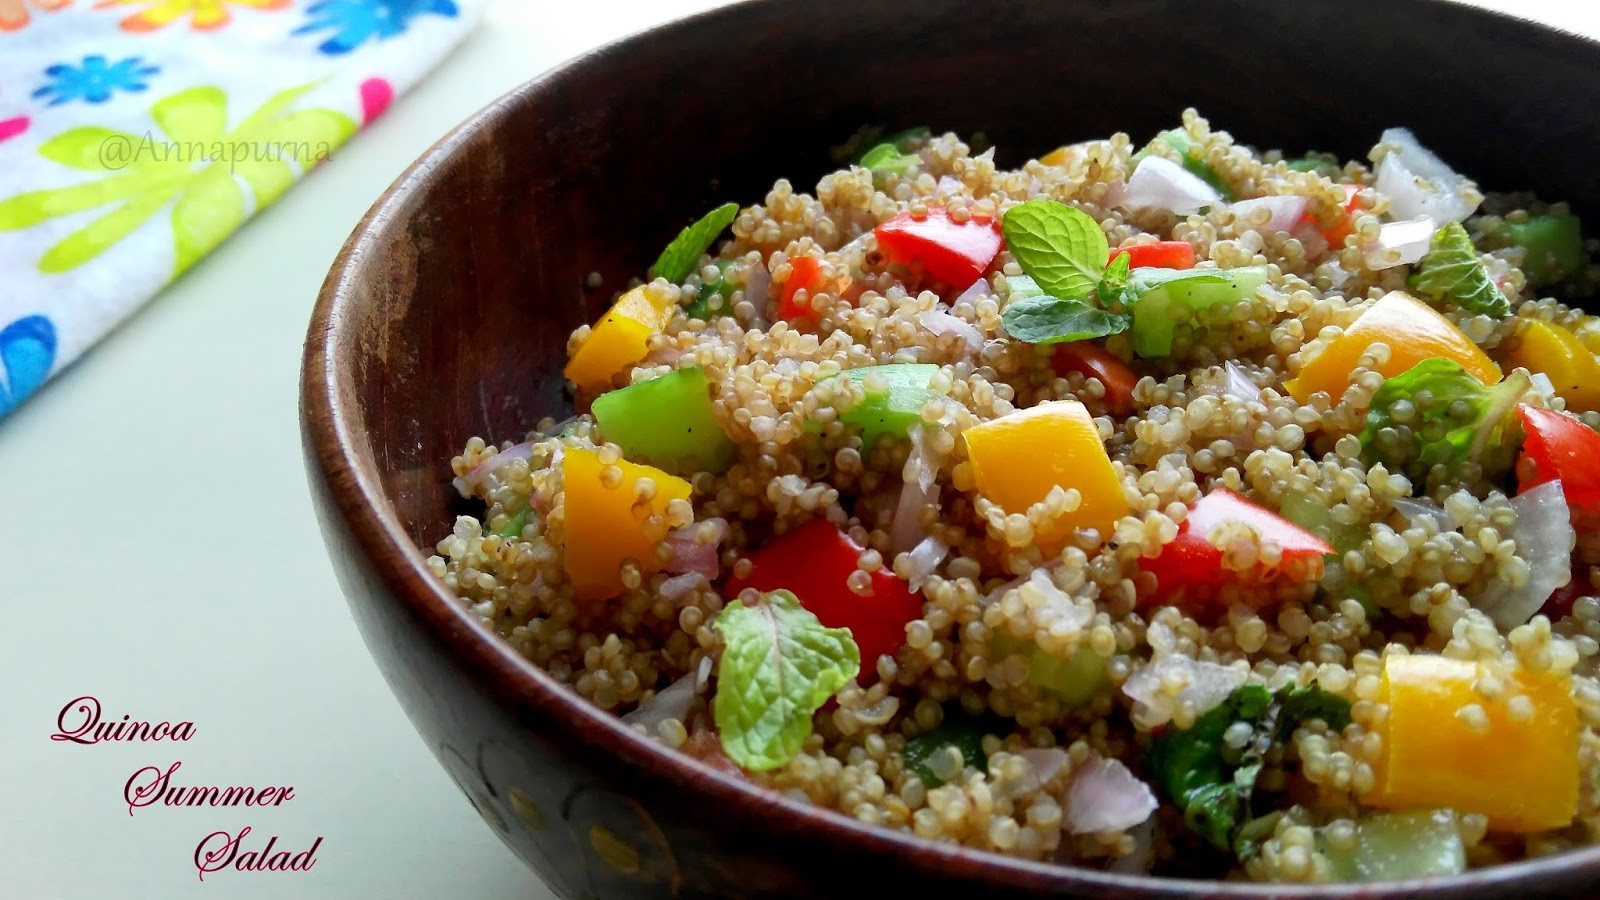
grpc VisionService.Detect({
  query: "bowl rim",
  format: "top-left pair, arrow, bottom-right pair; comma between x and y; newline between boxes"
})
301,0 -> 1600,894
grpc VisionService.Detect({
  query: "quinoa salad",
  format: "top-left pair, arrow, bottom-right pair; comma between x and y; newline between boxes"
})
428,110 -> 1600,883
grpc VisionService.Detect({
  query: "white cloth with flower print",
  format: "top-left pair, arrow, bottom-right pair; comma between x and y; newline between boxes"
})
0,0 -> 485,420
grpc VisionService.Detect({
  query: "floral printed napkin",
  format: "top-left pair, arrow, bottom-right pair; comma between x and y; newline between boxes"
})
0,0 -> 486,419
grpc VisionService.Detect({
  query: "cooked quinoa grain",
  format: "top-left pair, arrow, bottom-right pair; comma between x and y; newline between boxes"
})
432,112 -> 1600,882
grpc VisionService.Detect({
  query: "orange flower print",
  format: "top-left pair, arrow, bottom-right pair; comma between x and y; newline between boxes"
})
94,0 -> 289,32
0,0 -> 72,32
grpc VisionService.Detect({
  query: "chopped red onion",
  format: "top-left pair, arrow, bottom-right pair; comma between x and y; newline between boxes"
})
1294,221 -> 1330,258
454,440 -> 537,496
659,572 -> 708,602
917,309 -> 983,354
953,277 -> 992,308
890,428 -> 939,556
663,518 -> 730,578
1121,155 -> 1221,215
1362,216 -> 1437,270
1219,361 -> 1263,404
1065,756 -> 1158,835
622,671 -> 697,730
1014,747 -> 1070,794
1478,480 -> 1573,629
1230,195 -> 1307,233
1123,655 -> 1247,725
743,259 -> 772,305
902,535 -> 948,592
1107,818 -> 1157,874
1373,127 -> 1480,224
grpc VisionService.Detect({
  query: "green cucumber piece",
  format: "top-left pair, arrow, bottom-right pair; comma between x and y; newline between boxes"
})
1127,266 -> 1269,357
809,363 -> 941,447
685,259 -> 735,320
1320,809 -> 1466,882
591,366 -> 735,474
990,634 -> 1109,708
1496,214 -> 1584,287
903,711 -> 996,786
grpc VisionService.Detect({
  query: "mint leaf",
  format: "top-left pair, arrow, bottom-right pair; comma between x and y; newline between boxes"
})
1409,221 -> 1511,317
1000,199 -> 1109,302
1360,357 -> 1530,489
652,202 -> 739,286
1096,250 -> 1132,307
859,142 -> 920,175
711,590 -> 860,771
1146,683 -> 1351,855
1001,294 -> 1130,345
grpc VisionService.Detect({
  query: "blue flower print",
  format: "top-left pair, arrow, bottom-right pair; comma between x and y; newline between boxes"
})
32,55 -> 159,106
293,0 -> 458,55
0,315 -> 57,418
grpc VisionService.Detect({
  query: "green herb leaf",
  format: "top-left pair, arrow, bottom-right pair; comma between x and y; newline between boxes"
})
1409,222 -> 1511,317
1096,250 -> 1132,307
1284,155 -> 1341,178
1000,199 -> 1110,302
903,709 -> 1000,786
859,142 -> 921,175
652,202 -> 739,286
1359,357 -> 1531,489
495,509 -> 530,540
684,259 -> 735,320
1001,294 -> 1130,345
711,590 -> 860,771
1146,683 -> 1352,855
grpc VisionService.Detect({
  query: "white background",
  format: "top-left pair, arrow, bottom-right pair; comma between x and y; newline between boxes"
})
0,1 -> 1592,898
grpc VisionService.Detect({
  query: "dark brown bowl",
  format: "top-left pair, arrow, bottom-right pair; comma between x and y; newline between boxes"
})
301,1 -> 1600,896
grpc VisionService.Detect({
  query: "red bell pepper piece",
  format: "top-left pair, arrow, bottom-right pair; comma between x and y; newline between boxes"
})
1108,241 -> 1196,270
1140,488 -> 1333,606
1050,341 -> 1139,415
723,518 -> 922,681
1516,405 -> 1600,513
1309,184 -> 1362,247
874,206 -> 1002,290
778,256 -> 853,322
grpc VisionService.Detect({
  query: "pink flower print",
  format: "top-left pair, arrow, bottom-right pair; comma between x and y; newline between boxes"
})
359,77 -> 392,126
0,116 -> 29,142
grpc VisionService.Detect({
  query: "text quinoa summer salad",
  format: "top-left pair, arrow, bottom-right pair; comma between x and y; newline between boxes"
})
429,110 -> 1600,882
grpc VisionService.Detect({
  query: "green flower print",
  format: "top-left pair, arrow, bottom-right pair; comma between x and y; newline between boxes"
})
0,82 -> 356,275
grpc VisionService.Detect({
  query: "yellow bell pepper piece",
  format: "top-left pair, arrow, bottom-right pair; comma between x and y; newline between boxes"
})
1365,653 -> 1578,834
1504,319 -> 1600,413
561,446 -> 692,602
1039,146 -> 1071,167
1285,291 -> 1502,403
963,400 -> 1128,549
564,286 -> 676,392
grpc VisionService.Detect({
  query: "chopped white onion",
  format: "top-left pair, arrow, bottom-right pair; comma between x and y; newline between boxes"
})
890,428 -> 939,556
1362,216 -> 1437,270
1100,179 -> 1129,210
1373,127 -> 1480,224
658,572 -> 708,602
663,518 -> 729,578
1478,480 -> 1573,629
935,175 -> 964,198
454,441 -> 537,495
917,309 -> 983,354
1120,155 -> 1221,215
1219,361 -> 1263,404
1064,756 -> 1159,835
1230,195 -> 1307,233
1531,373 -> 1557,403
1123,656 -> 1247,725
622,671 -> 697,730
902,535 -> 948,592
1013,747 -> 1070,794
1391,496 -> 1453,533
1294,221 -> 1331,258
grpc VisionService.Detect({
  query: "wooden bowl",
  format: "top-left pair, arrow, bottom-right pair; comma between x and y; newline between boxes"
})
301,1 -> 1600,896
